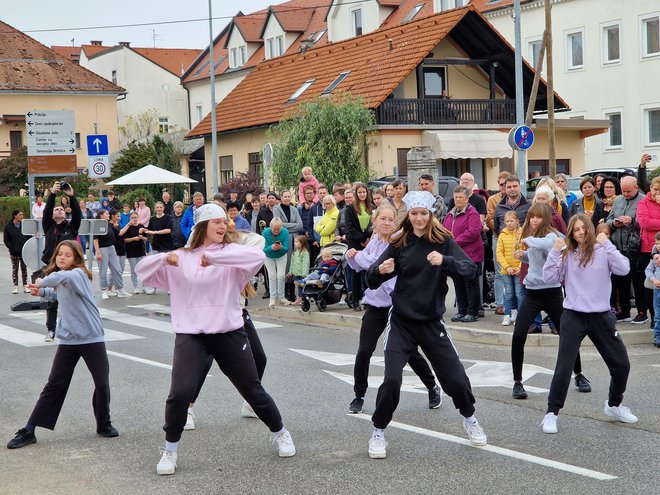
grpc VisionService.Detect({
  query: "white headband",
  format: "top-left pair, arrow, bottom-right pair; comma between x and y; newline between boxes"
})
193,204 -> 226,224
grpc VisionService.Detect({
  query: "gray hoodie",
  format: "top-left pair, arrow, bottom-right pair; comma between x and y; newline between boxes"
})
521,232 -> 562,290
39,268 -> 105,345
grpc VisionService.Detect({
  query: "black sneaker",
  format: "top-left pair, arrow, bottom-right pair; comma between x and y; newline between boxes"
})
349,397 -> 364,414
574,374 -> 592,393
631,312 -> 649,324
428,384 -> 442,409
477,310 -> 485,318
261,292 -> 270,300
7,428 -> 36,449
512,381 -> 528,399
450,314 -> 465,322
616,313 -> 632,323
97,422 -> 119,437
461,315 -> 478,323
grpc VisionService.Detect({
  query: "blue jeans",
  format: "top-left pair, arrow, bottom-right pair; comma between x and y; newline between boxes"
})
502,274 -> 525,316
653,290 -> 660,340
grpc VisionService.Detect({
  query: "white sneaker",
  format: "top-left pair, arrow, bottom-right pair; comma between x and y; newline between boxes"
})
183,412 -> 195,430
510,309 -> 518,323
107,290 -> 118,297
271,429 -> 296,457
368,431 -> 387,459
116,289 -> 133,298
156,448 -> 177,475
44,331 -> 55,343
604,401 -> 638,423
12,286 -> 18,294
281,298 -> 292,306
501,315 -> 511,326
144,287 -> 156,295
133,288 -> 144,294
241,401 -> 258,418
540,412 -> 558,434
101,291 -> 109,300
463,418 -> 487,446
269,299 -> 276,307
24,286 -> 31,293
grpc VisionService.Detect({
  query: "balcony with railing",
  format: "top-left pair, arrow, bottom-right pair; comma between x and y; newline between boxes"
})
377,98 -> 517,126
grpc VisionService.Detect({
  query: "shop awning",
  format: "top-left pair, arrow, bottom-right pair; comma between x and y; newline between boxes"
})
422,130 -> 512,160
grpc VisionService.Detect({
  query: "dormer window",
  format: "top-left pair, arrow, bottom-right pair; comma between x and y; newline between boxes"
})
435,0 -> 464,12
322,71 -> 350,95
288,79 -> 315,102
352,9 -> 363,37
229,46 -> 246,68
266,35 -> 285,60
403,4 -> 425,23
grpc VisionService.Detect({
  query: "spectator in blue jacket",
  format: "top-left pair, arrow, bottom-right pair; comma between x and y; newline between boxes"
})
180,192 -> 205,240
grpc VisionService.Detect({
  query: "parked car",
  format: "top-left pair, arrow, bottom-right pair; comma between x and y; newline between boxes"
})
526,175 -> 583,202
579,168 -> 637,181
367,175 -> 405,189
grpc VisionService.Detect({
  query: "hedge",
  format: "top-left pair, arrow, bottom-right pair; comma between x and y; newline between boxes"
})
0,196 -> 30,229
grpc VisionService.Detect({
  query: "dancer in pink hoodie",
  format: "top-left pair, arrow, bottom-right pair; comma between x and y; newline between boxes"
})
136,204 -> 295,476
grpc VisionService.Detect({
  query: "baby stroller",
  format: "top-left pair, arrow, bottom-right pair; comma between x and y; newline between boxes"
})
299,242 -> 348,312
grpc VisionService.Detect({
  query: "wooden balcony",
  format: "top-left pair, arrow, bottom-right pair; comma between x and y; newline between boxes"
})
376,98 -> 516,126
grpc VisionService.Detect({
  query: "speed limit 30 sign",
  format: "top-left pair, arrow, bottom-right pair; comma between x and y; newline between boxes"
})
88,156 -> 111,178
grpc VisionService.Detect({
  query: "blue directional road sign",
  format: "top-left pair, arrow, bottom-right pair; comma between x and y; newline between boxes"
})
86,135 -> 109,156
508,125 -> 535,151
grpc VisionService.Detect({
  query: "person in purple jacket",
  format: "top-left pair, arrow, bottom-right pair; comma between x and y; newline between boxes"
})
443,185 -> 484,323
345,203 -> 441,415
540,214 -> 636,434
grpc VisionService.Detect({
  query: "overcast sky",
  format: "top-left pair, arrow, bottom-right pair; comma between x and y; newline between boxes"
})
3,0 -> 274,50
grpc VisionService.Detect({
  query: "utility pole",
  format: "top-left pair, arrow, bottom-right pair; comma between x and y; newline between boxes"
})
514,0 -> 526,191
208,0 -> 219,194
545,0 -> 557,177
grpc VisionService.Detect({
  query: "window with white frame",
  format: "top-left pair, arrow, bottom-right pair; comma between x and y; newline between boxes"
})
566,30 -> 584,69
220,155 -> 234,184
229,46 -> 247,68
643,105 -> 660,146
435,0 -> 464,12
266,36 -> 285,59
602,23 -> 621,64
159,117 -> 169,134
528,38 -> 544,73
604,110 -> 623,149
111,70 -> 117,85
641,14 -> 660,57
352,9 -> 362,37
195,104 -> 203,124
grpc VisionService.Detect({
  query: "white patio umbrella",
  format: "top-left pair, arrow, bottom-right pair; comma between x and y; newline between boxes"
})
105,164 -> 197,186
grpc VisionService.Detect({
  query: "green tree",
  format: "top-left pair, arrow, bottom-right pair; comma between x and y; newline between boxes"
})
0,147 -> 28,196
268,95 -> 376,191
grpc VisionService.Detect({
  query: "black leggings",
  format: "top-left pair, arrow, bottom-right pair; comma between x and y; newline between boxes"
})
28,342 -> 111,431
548,310 -> 630,414
353,305 -> 436,398
191,309 -> 266,403
372,312 -> 475,430
164,329 -> 282,443
511,287 -> 582,382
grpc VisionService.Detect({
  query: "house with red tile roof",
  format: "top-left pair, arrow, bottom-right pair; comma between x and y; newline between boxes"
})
68,42 -> 203,143
0,21 -> 124,169
186,6 -> 607,194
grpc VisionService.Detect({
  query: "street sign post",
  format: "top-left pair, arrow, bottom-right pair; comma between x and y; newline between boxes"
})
86,135 -> 109,156
26,110 -> 77,174
88,156 -> 111,178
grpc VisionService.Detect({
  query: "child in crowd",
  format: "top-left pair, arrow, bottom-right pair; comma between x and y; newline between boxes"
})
496,210 -> 524,326
644,231 -> 660,348
295,248 -> 338,287
298,166 -> 320,204
372,188 -> 385,208
288,235 -> 310,305
119,204 -> 131,228
7,241 -> 118,449
596,222 -> 612,239
541,214 -> 635,433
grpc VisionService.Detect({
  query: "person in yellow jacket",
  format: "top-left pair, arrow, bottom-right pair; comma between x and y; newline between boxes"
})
496,210 -> 524,326
315,195 -> 339,246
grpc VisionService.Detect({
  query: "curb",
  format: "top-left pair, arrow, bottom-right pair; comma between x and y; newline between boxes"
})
251,306 -> 654,347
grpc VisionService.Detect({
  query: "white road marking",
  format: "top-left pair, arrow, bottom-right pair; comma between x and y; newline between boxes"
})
324,370 -> 429,394
106,350 -> 212,377
292,349 -> 551,393
349,414 -> 617,481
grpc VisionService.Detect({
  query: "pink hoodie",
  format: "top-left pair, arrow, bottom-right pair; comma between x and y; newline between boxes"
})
298,176 -> 320,204
135,243 -> 265,334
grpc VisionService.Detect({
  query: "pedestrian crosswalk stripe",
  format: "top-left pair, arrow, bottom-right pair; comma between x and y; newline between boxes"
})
0,320 -> 142,347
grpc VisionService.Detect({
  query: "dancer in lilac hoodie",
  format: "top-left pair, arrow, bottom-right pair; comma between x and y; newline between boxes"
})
540,214 -> 636,434
136,204 -> 295,475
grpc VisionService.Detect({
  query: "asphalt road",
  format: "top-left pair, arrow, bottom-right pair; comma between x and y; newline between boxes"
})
0,251 -> 659,494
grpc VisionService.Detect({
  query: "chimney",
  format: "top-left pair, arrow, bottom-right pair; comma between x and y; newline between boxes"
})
118,41 -> 131,47
300,39 -> 314,54
90,40 -> 103,46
